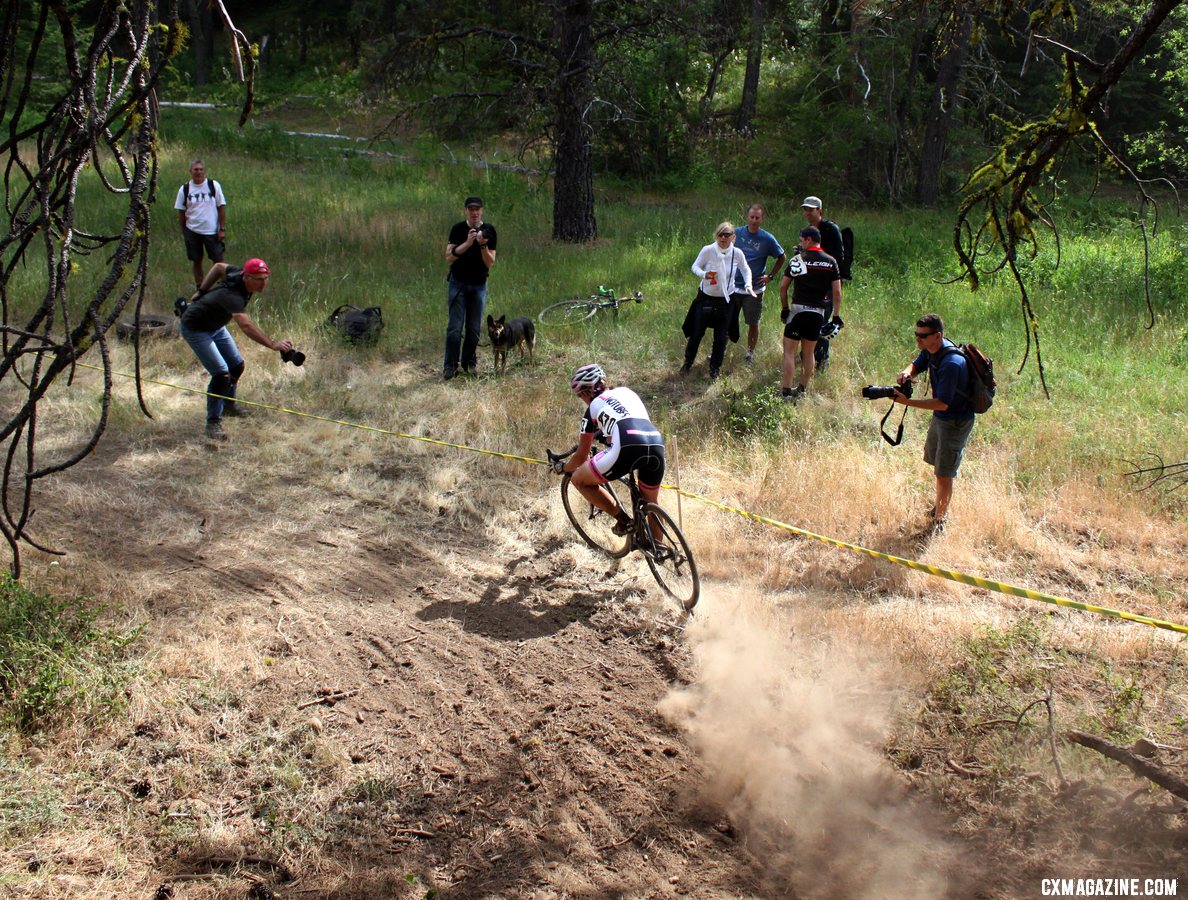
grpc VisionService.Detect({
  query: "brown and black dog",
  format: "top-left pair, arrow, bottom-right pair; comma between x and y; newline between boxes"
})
487,315 -> 536,373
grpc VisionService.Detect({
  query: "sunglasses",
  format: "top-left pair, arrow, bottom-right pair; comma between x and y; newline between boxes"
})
717,231 -> 734,238
915,330 -> 936,339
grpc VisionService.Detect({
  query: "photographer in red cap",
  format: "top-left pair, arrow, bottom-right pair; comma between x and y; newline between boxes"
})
179,258 -> 294,441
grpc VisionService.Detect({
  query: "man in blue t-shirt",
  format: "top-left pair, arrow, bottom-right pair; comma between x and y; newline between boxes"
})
733,204 -> 786,365
893,313 -> 975,532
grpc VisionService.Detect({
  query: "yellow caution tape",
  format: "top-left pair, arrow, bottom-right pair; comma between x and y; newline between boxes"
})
664,488 -> 1188,637
80,362 -> 1188,637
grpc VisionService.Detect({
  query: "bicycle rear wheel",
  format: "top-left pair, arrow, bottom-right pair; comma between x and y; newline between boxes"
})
561,474 -> 632,558
640,503 -> 699,611
539,299 -> 598,325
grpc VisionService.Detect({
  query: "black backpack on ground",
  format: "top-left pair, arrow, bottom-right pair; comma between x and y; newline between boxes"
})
937,342 -> 996,414
325,304 -> 383,344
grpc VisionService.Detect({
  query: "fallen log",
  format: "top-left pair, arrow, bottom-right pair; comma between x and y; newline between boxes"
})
1065,730 -> 1188,802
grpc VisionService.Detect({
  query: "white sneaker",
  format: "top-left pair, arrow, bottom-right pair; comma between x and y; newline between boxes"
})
744,351 -> 754,366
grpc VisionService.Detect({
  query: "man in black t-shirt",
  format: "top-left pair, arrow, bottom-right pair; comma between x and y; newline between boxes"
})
443,195 -> 498,380
777,227 -> 842,401
179,258 -> 294,441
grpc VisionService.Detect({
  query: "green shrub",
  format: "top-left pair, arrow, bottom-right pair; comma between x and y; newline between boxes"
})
721,386 -> 788,441
0,575 -> 141,731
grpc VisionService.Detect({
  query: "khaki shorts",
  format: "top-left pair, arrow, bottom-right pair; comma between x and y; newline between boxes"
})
741,292 -> 764,327
924,414 -> 975,478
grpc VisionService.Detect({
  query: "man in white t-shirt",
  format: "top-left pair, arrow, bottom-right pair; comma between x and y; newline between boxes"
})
174,159 -> 227,289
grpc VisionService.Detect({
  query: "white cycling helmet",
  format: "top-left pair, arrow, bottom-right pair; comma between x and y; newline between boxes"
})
570,363 -> 606,392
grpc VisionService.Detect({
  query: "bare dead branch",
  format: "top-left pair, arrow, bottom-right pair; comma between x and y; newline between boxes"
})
1123,455 -> 1188,493
0,0 -> 182,574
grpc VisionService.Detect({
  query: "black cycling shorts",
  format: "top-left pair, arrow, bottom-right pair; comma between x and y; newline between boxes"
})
592,433 -> 666,488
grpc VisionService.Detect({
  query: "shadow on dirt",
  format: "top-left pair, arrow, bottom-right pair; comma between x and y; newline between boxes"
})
416,553 -> 600,640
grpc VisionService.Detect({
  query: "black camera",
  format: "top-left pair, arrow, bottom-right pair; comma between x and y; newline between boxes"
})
862,380 -> 911,401
280,348 -> 306,366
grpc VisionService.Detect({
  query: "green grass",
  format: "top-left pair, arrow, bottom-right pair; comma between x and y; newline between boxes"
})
6,106 -> 1186,500
0,575 -> 142,731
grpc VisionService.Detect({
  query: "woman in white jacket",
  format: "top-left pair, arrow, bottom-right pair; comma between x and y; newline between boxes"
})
682,221 -> 754,378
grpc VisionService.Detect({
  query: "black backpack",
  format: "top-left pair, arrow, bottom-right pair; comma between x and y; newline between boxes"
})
840,226 -> 854,281
183,179 -> 219,203
938,343 -> 996,414
326,304 -> 383,344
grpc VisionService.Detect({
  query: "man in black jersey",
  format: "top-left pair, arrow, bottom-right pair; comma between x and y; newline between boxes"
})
801,196 -> 847,369
778,227 -> 842,401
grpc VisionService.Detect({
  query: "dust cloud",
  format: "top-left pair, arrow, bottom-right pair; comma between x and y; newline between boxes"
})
659,592 -> 953,899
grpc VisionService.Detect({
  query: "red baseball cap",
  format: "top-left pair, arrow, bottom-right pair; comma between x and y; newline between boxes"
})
243,258 -> 271,275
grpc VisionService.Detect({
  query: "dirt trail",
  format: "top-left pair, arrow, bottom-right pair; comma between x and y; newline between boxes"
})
20,431 -> 793,898
19,416 -> 1170,899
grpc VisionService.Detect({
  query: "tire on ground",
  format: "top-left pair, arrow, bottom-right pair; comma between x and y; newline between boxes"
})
115,313 -> 178,340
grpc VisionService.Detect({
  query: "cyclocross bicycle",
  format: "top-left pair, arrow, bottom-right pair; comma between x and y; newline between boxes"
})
546,447 -> 699,612
538,286 -> 644,325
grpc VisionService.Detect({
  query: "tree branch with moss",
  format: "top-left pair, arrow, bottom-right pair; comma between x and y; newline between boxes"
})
953,0 -> 1182,397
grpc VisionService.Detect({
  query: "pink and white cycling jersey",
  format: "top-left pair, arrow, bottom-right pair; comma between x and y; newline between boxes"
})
580,387 -> 658,447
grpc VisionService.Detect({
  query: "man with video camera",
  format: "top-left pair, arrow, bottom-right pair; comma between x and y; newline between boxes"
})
891,313 -> 974,532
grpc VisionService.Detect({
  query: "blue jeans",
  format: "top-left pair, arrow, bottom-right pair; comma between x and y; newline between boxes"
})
444,277 -> 487,373
180,322 -> 243,423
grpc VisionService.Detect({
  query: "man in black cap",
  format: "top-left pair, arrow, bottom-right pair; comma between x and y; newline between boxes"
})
443,196 -> 498,379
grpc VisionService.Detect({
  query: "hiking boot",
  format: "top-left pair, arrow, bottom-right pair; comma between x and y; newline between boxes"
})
204,420 -> 227,441
443,367 -> 456,381
744,351 -> 754,366
223,404 -> 251,418
709,367 -> 720,380
612,516 -> 633,536
679,363 -> 692,376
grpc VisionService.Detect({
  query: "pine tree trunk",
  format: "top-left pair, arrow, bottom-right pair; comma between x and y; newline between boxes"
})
189,0 -> 214,87
916,13 -> 971,207
552,0 -> 597,243
736,0 -> 765,136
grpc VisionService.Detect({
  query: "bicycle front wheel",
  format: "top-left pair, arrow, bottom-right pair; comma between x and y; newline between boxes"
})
539,299 -> 598,325
561,474 -> 632,558
640,503 -> 700,611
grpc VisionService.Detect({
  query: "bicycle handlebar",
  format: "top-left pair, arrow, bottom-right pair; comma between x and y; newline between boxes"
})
589,288 -> 644,304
